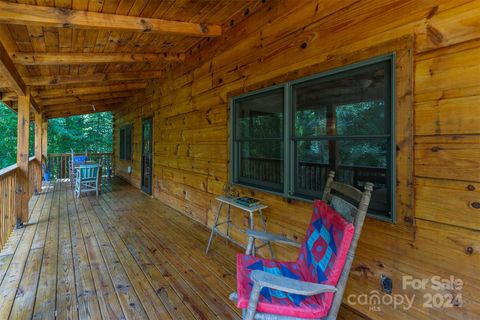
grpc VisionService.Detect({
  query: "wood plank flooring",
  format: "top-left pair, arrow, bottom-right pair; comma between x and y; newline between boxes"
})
0,179 -> 243,320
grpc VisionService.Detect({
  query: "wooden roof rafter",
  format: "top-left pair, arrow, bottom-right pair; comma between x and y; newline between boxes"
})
33,82 -> 148,99
12,52 -> 185,65
40,90 -> 144,107
0,0 -> 260,119
0,40 -> 40,113
24,71 -> 162,86
0,2 -> 222,38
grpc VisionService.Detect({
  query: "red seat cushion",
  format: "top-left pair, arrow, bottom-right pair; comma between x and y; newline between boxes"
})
236,200 -> 354,318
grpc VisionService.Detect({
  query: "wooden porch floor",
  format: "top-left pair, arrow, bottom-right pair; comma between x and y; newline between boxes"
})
0,179 -> 244,320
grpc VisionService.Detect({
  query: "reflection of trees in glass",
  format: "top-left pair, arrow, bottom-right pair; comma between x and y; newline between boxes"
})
336,101 -> 387,168
297,141 -> 328,164
239,111 -> 283,139
295,101 -> 387,168
338,140 -> 387,167
336,101 -> 385,135
295,107 -> 327,137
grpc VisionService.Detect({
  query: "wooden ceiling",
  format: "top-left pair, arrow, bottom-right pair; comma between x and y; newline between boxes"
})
0,0 -> 257,119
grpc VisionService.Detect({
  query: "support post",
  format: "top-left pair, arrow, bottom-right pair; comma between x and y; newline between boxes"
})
16,89 -> 30,227
34,111 -> 42,194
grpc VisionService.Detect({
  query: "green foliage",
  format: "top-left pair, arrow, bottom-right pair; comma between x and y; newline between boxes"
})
0,102 -> 18,168
0,101 -> 112,170
48,112 -> 113,154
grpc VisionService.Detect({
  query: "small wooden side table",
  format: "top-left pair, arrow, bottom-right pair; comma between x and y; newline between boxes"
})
205,195 -> 274,257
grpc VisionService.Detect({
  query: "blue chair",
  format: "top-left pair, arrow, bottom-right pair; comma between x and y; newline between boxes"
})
69,154 -> 88,186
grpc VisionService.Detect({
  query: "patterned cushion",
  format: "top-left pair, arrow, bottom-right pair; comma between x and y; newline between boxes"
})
236,200 -> 354,318
236,255 -> 328,318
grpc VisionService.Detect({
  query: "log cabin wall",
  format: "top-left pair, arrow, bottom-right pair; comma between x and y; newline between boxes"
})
113,1 -> 480,319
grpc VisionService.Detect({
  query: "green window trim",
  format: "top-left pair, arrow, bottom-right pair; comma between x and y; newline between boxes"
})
230,54 -> 396,223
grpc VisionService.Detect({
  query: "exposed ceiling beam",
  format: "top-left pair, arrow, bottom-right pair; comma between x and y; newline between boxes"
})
0,40 -> 26,95
40,90 -> 141,106
45,104 -> 119,119
25,71 -> 161,86
12,52 -> 184,65
0,90 -> 17,101
34,82 -> 147,98
0,2 -> 222,37
42,98 -> 126,112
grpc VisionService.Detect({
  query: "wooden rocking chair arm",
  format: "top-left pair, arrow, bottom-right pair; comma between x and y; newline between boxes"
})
246,229 -> 301,248
250,270 -> 337,296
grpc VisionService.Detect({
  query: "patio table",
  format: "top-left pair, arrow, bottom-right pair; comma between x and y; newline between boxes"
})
205,195 -> 274,257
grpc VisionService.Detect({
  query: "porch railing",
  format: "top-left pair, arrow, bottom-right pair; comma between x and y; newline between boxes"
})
0,164 -> 17,251
0,157 -> 41,251
28,156 -> 42,196
47,152 -> 113,180
241,157 -> 386,192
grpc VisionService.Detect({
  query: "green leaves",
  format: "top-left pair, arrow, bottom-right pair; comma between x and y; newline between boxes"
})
0,103 -> 113,170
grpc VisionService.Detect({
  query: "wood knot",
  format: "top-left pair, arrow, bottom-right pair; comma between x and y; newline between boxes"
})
229,20 -> 235,27
465,246 -> 474,255
354,264 -> 371,275
426,25 -> 444,46
431,146 -> 441,152
200,23 -> 209,33
467,184 -> 476,191
426,6 -> 439,19
300,42 -> 308,49
471,202 -> 480,209
244,8 -> 250,16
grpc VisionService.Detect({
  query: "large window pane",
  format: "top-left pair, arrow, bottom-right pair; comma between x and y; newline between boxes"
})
292,61 -> 392,219
236,89 -> 284,139
294,62 -> 388,138
239,141 -> 283,191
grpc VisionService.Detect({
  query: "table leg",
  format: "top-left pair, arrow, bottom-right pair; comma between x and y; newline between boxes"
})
249,212 -> 256,256
206,202 -> 223,254
259,209 -> 275,258
226,204 -> 231,241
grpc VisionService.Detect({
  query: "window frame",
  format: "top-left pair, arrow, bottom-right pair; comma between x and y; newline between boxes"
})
119,124 -> 133,161
231,84 -> 286,193
230,54 -> 396,222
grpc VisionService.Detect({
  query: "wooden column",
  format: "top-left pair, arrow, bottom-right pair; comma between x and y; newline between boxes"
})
34,111 -> 42,193
16,90 -> 30,226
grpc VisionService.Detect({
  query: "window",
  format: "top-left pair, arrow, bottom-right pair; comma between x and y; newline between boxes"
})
119,125 -> 133,160
234,88 -> 284,192
231,55 -> 395,221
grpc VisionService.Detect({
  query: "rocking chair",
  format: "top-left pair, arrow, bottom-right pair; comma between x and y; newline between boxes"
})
230,171 -> 373,320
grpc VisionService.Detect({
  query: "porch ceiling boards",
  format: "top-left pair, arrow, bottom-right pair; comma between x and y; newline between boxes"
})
0,0 -> 258,118
0,179 -> 243,319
